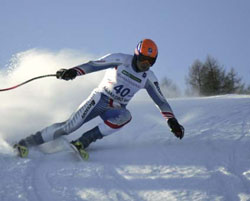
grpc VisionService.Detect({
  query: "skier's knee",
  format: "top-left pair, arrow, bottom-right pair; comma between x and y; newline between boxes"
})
101,108 -> 132,129
104,115 -> 132,129
98,110 -> 132,136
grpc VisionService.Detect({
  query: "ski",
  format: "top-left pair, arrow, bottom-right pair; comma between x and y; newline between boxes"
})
61,137 -> 89,161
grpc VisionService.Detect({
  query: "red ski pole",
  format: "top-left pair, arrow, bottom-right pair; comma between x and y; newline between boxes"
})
0,74 -> 57,92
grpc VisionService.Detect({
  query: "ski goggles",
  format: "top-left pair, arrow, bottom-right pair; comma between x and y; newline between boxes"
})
137,54 -> 157,66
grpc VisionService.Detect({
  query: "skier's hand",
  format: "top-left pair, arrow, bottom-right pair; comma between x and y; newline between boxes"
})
167,118 -> 184,139
56,68 -> 77,80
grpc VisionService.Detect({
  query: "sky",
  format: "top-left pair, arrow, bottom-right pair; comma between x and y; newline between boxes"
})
0,0 -> 250,91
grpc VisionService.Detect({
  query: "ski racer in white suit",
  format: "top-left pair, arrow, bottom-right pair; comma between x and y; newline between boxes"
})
15,39 -> 184,158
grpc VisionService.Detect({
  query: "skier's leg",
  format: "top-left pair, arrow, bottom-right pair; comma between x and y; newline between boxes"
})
76,107 -> 132,149
99,108 -> 132,135
18,91 -> 102,147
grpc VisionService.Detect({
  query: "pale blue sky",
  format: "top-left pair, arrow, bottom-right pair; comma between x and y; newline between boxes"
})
1,0 -> 250,90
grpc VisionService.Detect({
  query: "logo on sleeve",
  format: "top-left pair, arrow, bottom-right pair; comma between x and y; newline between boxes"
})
154,82 -> 163,96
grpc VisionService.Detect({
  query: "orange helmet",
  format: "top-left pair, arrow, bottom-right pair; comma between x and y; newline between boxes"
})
134,39 -> 158,66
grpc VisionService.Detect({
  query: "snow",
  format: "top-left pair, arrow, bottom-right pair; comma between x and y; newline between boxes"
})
1,94 -> 250,201
0,50 -> 250,201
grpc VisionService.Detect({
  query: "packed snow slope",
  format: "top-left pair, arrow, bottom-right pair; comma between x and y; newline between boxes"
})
1,94 -> 250,201
1,50 -> 250,201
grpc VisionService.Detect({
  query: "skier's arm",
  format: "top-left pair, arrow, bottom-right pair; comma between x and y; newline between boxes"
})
145,77 -> 175,119
145,74 -> 184,139
56,53 -> 123,80
72,53 -> 123,76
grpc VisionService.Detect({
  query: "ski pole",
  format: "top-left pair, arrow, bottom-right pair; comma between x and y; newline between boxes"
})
0,74 -> 57,92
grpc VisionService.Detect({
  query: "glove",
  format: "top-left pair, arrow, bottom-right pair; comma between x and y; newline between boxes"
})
167,118 -> 184,139
56,68 -> 77,80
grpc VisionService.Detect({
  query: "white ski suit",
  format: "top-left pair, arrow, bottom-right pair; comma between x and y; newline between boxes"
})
35,53 -> 176,144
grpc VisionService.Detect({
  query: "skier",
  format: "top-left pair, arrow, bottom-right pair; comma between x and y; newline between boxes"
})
14,39 -> 184,159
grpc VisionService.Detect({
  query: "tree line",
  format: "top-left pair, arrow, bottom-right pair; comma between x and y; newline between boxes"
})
160,55 -> 250,97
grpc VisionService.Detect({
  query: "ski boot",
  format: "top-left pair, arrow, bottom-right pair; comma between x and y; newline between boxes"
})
70,140 -> 89,160
13,142 -> 29,158
70,126 -> 104,160
13,132 -> 43,158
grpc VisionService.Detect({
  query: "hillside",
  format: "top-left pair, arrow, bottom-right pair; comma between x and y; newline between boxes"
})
1,95 -> 250,201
